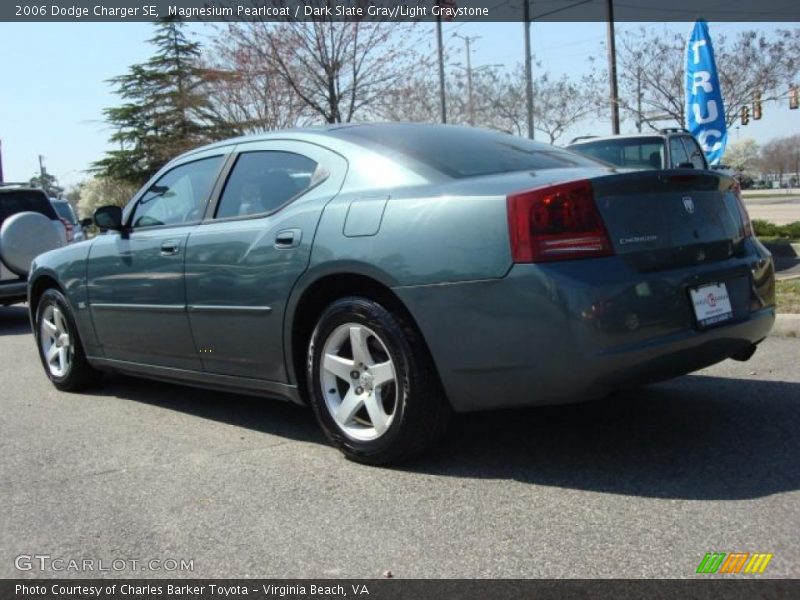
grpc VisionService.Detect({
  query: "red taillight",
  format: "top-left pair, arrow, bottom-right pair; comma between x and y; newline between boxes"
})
59,217 -> 74,243
731,181 -> 753,237
506,179 -> 613,262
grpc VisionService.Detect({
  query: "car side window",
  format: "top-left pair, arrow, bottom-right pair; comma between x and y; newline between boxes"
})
669,137 -> 691,167
681,136 -> 707,169
215,151 -> 321,219
130,156 -> 223,229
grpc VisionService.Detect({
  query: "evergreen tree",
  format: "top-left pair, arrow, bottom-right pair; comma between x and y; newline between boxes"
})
94,18 -> 231,186
29,170 -> 63,197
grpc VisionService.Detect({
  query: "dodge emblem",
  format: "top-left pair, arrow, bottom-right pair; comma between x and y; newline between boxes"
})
682,196 -> 695,214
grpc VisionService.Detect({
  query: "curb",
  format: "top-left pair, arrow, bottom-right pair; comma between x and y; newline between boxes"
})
772,314 -> 800,338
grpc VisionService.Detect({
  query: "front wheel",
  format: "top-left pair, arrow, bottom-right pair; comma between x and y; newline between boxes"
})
307,297 -> 450,465
35,288 -> 100,391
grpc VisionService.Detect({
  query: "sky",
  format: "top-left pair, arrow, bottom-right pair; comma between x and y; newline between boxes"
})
0,20 -> 798,189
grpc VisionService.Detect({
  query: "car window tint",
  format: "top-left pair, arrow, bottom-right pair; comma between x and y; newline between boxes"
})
681,136 -> 707,169
570,138 -> 665,170
215,151 -> 320,219
332,124 -> 600,178
669,137 -> 690,167
52,201 -> 77,223
131,156 -> 223,229
0,190 -> 58,232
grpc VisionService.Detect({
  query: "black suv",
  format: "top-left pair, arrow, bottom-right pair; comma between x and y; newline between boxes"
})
566,128 -> 709,171
1,184 -> 67,305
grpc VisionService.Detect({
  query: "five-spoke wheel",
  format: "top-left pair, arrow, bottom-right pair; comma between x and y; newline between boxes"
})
35,288 -> 99,391
39,303 -> 73,378
320,323 -> 398,441
308,296 -> 450,464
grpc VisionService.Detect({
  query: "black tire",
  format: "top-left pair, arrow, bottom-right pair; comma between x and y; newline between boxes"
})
34,288 -> 101,392
307,296 -> 450,465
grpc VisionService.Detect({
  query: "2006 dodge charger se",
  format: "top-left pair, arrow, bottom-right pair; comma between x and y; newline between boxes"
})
28,124 -> 775,464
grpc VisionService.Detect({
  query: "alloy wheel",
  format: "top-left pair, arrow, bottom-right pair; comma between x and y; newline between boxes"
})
39,303 -> 73,378
319,323 -> 398,441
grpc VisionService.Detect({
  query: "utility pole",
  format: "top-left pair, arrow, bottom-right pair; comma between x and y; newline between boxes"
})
436,16 -> 447,124
38,155 -> 46,179
636,67 -> 642,132
523,0 -> 534,139
605,0 -> 620,134
454,34 -> 478,126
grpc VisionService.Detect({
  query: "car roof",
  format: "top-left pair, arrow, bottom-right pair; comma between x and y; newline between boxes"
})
178,122 -> 524,160
0,184 -> 48,195
567,131 -> 690,145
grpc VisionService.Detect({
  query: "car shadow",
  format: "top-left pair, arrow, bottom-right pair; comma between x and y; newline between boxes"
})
406,374 -> 800,501
0,304 -> 31,336
93,374 -> 325,445
86,372 -> 799,501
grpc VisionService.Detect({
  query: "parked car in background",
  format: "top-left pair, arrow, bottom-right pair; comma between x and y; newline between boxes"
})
27,124 -> 774,464
567,129 -> 708,171
50,197 -> 86,242
1,184 -> 67,305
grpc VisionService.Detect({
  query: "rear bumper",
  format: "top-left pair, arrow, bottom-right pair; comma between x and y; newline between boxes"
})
395,245 -> 775,412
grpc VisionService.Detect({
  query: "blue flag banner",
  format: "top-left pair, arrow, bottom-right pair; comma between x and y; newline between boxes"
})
685,20 -> 727,166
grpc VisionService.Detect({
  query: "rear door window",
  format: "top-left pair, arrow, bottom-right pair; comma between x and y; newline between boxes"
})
215,151 -> 321,219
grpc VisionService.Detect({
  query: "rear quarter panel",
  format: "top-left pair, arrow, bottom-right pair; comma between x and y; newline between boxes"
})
310,188 -> 513,286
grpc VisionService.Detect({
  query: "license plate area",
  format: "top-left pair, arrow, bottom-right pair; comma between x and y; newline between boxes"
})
689,282 -> 734,328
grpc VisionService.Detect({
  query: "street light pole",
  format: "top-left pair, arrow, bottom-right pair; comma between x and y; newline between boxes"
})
523,0 -> 534,139
605,0 -> 620,134
436,16 -> 447,124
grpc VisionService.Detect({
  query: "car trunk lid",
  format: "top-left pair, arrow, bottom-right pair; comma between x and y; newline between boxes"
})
590,170 -> 747,272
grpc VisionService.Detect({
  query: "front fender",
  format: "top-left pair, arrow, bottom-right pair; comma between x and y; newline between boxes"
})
28,240 -> 100,355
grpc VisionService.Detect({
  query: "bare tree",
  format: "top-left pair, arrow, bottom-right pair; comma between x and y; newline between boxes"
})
378,60 -> 602,144
760,135 -> 800,184
531,72 -> 606,144
200,27 -> 312,134
617,26 -> 800,131
217,11 -> 423,125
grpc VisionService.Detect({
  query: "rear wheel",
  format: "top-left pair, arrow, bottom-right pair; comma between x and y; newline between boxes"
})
307,297 -> 450,465
35,288 -> 100,391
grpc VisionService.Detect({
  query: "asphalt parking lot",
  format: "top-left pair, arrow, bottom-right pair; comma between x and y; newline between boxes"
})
1,304 -> 799,579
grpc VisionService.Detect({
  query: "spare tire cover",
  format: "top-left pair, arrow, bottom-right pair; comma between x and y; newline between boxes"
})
0,211 -> 64,276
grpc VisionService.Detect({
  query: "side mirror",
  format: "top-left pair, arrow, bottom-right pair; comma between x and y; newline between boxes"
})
79,218 -> 93,228
93,205 -> 124,231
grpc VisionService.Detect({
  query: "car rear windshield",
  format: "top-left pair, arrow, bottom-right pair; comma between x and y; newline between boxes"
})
52,201 -> 77,223
0,190 -> 57,229
569,137 -> 665,170
331,124 -> 602,178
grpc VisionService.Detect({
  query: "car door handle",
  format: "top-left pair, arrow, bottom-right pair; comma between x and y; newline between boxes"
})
160,241 -> 180,256
275,228 -> 302,249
